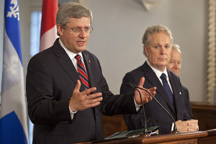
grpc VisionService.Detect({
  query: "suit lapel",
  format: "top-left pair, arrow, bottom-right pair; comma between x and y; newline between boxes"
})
168,71 -> 183,118
143,62 -> 176,113
82,51 -> 95,89
53,40 -> 80,87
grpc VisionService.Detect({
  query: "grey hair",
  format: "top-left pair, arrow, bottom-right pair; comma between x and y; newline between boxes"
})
142,25 -> 173,56
56,2 -> 93,26
172,44 -> 181,53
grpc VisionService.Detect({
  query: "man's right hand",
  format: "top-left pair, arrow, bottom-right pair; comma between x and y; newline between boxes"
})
69,80 -> 103,112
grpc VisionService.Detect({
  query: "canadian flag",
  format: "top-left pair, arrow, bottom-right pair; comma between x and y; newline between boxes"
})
40,0 -> 58,51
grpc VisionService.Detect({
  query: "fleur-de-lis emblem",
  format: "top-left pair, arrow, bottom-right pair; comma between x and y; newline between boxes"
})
7,0 -> 20,21
4,55 -> 19,76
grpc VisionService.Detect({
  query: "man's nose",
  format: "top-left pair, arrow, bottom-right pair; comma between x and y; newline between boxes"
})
78,30 -> 87,38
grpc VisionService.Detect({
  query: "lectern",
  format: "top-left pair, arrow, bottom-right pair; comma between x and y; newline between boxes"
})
76,129 -> 216,144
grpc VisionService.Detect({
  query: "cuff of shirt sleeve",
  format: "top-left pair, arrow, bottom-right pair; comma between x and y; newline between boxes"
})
134,98 -> 141,111
69,106 -> 77,120
171,122 -> 175,131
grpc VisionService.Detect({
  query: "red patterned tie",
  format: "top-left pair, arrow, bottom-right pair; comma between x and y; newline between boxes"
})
75,54 -> 89,89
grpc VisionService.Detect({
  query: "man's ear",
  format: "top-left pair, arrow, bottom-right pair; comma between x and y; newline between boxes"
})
144,46 -> 148,57
57,24 -> 64,36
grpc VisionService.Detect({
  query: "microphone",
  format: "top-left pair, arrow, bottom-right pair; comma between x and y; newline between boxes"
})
126,82 -> 178,133
126,83 -> 148,135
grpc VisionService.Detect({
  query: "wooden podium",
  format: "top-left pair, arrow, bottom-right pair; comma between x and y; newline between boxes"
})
76,129 -> 216,144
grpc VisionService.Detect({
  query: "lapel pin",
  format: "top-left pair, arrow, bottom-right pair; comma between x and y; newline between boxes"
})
88,60 -> 91,63
179,92 -> 182,95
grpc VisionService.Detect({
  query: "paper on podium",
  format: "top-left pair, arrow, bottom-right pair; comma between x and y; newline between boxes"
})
104,126 -> 159,140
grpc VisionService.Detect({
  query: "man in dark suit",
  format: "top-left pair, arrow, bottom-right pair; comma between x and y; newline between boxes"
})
167,44 -> 193,118
120,25 -> 198,134
26,2 -> 156,144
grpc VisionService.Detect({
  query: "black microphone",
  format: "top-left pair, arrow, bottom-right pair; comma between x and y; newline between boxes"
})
126,82 -> 178,133
126,83 -> 148,135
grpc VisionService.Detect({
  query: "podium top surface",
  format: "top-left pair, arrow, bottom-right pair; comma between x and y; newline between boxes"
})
76,129 -> 216,144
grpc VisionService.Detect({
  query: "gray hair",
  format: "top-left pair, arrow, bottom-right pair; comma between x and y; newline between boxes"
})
142,25 -> 173,56
172,44 -> 181,53
56,2 -> 93,26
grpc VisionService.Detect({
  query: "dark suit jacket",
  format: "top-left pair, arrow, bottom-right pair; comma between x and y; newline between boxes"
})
120,62 -> 192,134
182,86 -> 193,118
26,39 -> 137,144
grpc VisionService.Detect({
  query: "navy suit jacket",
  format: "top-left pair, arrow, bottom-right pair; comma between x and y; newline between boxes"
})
120,62 -> 192,134
26,39 -> 137,144
182,86 -> 193,118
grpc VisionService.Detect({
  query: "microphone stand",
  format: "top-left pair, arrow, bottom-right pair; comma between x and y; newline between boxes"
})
135,89 -> 148,135
127,83 -> 149,137
134,85 -> 178,133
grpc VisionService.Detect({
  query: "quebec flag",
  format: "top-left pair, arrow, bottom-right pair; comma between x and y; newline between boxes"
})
0,0 -> 28,143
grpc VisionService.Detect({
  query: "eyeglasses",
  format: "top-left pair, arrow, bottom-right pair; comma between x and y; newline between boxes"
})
64,25 -> 93,34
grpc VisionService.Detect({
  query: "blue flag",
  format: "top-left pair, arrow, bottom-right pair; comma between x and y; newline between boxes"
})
0,0 -> 28,143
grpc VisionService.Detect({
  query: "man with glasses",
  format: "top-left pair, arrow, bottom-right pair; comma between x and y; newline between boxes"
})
26,2 -> 156,144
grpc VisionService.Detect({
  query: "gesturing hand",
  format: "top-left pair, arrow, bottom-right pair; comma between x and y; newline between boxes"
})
134,77 -> 157,105
69,80 -> 103,112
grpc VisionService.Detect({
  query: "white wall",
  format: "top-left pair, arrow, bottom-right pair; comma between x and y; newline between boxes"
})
0,0 -> 208,103
87,0 -> 208,102
20,0 -> 31,82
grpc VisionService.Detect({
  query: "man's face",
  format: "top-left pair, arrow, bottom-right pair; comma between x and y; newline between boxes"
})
57,17 -> 91,53
145,32 -> 172,72
167,48 -> 182,76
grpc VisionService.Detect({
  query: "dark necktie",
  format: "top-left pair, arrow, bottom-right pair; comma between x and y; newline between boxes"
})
160,73 -> 174,105
75,54 -> 89,89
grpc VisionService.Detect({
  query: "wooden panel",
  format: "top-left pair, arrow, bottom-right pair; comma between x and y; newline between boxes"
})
197,129 -> 216,144
102,115 -> 127,137
191,102 -> 216,131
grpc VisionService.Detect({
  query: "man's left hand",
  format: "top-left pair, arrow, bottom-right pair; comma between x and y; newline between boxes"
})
134,77 -> 156,105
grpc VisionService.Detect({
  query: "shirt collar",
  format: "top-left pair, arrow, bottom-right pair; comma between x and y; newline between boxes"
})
59,39 -> 84,60
146,60 -> 168,78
